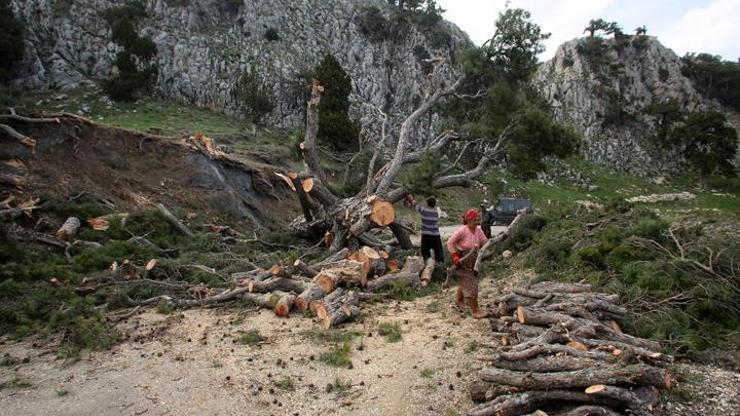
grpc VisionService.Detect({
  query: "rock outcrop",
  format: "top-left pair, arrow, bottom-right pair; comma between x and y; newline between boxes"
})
10,0 -> 468,138
535,36 -> 710,175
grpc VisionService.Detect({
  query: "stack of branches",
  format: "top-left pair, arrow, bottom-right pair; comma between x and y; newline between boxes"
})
103,243 -> 433,330
467,281 -> 673,416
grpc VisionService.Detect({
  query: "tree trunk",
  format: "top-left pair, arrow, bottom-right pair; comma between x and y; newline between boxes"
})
246,277 -> 307,294
293,259 -> 319,278
479,364 -> 671,390
312,260 -> 365,293
295,283 -> 326,311
366,256 -> 424,291
420,256 -> 436,286
389,221 -> 414,249
466,390 -> 623,416
157,203 -> 193,237
55,217 -> 81,240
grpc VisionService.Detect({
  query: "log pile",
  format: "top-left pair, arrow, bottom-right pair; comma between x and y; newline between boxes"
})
467,281 -> 673,416
119,244 -> 428,330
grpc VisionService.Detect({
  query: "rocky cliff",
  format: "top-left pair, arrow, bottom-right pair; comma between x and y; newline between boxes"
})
535,36 -> 711,175
10,0 -> 468,136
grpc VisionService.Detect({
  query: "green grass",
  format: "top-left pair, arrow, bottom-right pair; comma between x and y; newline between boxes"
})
300,328 -> 361,344
377,322 -> 402,342
319,341 -> 353,368
24,87 -> 253,137
488,161 -> 739,219
237,329 -> 264,346
274,377 -> 295,391
464,341 -> 479,354
156,303 -> 174,315
328,377 -> 351,395
425,300 -> 442,313
420,368 -> 435,378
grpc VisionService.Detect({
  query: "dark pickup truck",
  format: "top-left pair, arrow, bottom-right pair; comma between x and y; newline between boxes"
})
489,198 -> 532,225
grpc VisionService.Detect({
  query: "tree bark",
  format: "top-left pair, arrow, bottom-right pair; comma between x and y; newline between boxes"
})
585,384 -> 660,410
312,260 -> 365,293
389,221 -> 414,249
55,217 -> 81,240
466,390 -> 623,416
366,256 -> 425,291
479,364 -> 671,390
420,256 -> 436,286
295,283 -> 326,311
246,277 -> 307,294
157,203 -> 193,237
293,259 -> 319,278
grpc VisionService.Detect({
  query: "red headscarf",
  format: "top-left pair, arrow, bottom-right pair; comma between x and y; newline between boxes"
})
463,209 -> 480,225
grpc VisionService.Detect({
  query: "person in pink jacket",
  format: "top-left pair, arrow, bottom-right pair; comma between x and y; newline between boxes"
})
447,209 -> 489,318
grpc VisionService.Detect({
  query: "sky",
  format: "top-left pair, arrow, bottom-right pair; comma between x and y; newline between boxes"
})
436,0 -> 740,62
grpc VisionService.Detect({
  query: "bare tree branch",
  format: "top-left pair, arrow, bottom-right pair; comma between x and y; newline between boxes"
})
375,75 -> 466,197
366,108 -> 389,192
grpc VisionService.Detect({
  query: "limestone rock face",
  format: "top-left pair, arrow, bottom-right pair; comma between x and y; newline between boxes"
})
535,36 -> 710,175
10,0 -> 468,137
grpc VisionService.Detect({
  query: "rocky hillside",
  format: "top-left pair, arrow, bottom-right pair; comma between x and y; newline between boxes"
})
535,36 -> 711,175
10,0 -> 468,134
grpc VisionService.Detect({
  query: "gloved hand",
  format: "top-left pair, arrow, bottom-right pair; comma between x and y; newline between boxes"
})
452,252 -> 460,266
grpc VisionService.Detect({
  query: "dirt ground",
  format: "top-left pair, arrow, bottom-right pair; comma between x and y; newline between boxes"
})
2,266 -> 739,416
0,279 -> 505,416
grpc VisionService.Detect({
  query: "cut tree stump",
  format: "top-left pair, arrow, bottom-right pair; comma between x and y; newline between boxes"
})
274,294 -> 296,317
312,260 -> 365,293
295,283 -> 326,311
55,217 -> 80,240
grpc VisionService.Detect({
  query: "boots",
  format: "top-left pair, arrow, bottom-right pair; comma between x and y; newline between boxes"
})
469,296 -> 489,319
455,288 -> 466,309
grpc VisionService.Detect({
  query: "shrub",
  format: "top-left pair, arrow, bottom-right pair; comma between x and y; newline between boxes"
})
264,28 -> 280,41
319,341 -> 353,367
314,54 -> 360,152
356,7 -> 391,42
0,0 -> 25,83
237,329 -> 263,346
377,322 -> 402,342
232,70 -> 274,122
101,1 -> 158,101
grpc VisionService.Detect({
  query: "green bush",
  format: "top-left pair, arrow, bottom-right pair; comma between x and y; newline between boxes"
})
232,70 -> 274,122
101,1 -> 158,101
264,28 -> 280,41
357,7 -> 392,42
314,54 -> 360,152
0,0 -> 25,83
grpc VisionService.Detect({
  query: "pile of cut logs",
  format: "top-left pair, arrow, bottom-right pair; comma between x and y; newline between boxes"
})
236,246 -> 433,329
155,245 -> 434,330
467,281 -> 673,416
